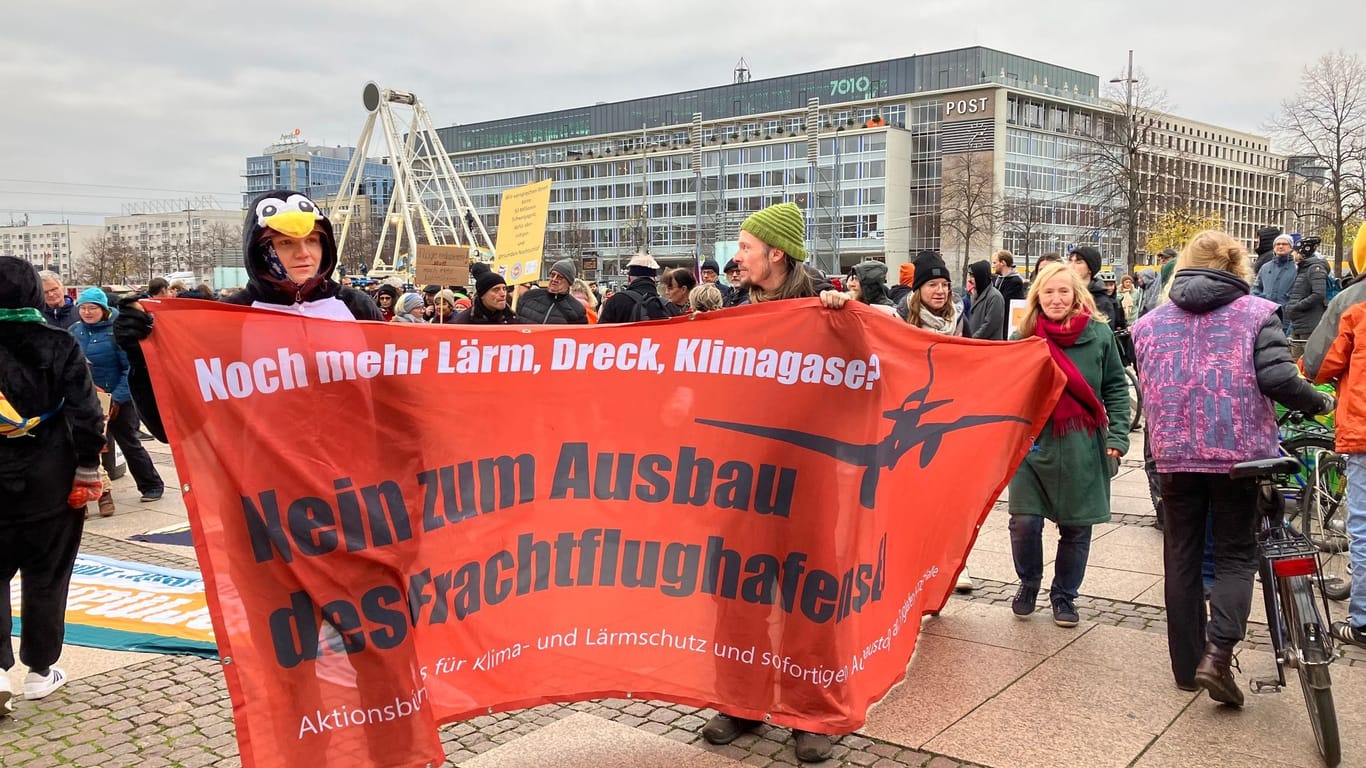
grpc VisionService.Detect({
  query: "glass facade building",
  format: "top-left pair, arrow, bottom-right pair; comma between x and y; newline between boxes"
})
422,46 -> 1290,281
243,141 -> 394,219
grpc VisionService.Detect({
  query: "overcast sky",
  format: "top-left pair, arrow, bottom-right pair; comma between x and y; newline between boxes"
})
2,0 -> 1360,225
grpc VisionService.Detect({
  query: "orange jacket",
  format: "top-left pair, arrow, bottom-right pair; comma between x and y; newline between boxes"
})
1307,289 -> 1366,452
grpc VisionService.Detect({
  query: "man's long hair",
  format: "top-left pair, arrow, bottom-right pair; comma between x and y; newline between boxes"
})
749,254 -> 815,302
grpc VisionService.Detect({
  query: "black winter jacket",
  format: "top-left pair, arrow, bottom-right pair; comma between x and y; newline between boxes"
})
1089,278 -> 1126,333
0,258 -> 105,522
452,301 -> 524,325
994,272 -> 1026,303
516,288 -> 588,324
599,279 -> 678,324
1286,255 -> 1330,335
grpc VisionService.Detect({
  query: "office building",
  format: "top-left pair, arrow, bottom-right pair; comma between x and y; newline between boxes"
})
105,208 -> 246,283
431,46 -> 1292,281
243,135 -> 394,221
0,222 -> 104,277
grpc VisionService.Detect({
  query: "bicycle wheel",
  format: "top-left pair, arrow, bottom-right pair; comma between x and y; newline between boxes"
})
1300,452 -> 1352,601
1125,367 -> 1143,431
1282,575 -> 1341,767
1282,436 -> 1336,532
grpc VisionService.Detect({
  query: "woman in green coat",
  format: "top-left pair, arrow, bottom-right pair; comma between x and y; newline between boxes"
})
1008,261 -> 1130,627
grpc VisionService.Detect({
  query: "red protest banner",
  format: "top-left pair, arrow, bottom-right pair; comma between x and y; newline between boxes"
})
140,298 -> 1063,768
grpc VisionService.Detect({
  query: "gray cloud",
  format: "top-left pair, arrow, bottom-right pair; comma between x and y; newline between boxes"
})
2,0 -> 1358,224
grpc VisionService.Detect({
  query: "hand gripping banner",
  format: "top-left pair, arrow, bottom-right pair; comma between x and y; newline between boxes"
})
140,298 -> 1064,768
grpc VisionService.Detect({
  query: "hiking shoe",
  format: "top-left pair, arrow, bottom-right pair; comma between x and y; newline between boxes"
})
1331,621 -> 1366,650
701,713 -> 760,745
23,667 -> 65,700
140,488 -> 163,502
1051,599 -> 1079,628
98,491 -> 116,518
955,569 -> 974,593
1194,642 -> 1243,707
793,730 -> 833,763
0,672 -> 12,716
1011,586 -> 1038,618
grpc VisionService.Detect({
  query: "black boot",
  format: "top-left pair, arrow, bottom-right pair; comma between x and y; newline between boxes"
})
701,713 -> 760,745
1193,641 -> 1242,706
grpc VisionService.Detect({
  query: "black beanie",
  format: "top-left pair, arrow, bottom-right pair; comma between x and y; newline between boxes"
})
701,259 -> 720,273
1072,246 -> 1102,278
475,271 -> 506,298
911,251 -> 951,292
470,261 -> 491,280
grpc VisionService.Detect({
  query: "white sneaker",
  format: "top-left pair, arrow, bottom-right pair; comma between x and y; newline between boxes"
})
23,667 -> 66,700
955,568 -> 974,593
0,671 -> 12,715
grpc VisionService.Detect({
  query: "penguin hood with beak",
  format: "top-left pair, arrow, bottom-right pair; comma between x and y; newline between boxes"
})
242,189 -> 339,304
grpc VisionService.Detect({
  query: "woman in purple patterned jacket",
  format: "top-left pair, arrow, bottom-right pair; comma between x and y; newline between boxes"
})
1132,230 -> 1334,707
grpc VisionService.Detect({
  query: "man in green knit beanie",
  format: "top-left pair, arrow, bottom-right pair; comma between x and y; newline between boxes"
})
729,202 -> 816,304
701,203 -> 849,763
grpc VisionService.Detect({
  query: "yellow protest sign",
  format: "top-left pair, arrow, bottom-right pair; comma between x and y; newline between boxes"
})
492,178 -> 552,285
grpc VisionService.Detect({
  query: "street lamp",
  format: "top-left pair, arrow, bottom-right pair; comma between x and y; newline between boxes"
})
1110,49 -> 1139,271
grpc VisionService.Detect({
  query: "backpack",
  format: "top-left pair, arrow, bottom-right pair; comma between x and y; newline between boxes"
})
622,288 -> 678,322
1325,272 -> 1342,302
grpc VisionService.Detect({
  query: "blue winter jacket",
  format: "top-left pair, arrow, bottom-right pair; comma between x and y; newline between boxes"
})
71,311 -> 131,404
1253,256 -> 1296,307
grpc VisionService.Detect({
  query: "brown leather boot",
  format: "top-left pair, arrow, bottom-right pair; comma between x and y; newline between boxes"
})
98,491 -> 116,518
1193,641 -> 1242,707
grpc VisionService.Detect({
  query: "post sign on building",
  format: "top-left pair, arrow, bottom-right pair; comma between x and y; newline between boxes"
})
941,89 -> 996,122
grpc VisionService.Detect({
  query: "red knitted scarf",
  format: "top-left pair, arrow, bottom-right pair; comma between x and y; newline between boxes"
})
1035,310 -> 1109,437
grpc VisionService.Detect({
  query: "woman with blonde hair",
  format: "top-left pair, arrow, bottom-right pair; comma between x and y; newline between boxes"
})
1133,230 -> 1333,703
688,283 -> 724,313
1008,261 -> 1130,628
570,279 -> 599,324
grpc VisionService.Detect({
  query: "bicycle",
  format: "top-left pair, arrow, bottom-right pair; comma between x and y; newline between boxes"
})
1231,453 -> 1340,767
1301,449 -> 1353,602
1278,410 -> 1353,602
1114,328 -> 1142,432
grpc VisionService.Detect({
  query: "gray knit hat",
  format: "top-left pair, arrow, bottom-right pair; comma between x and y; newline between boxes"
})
550,258 -> 577,284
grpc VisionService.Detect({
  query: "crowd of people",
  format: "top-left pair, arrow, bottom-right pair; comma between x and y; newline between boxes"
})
4,187 -> 1365,764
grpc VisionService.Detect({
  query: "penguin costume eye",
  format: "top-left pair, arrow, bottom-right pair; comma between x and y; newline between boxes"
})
285,193 -> 320,217
254,198 -> 281,225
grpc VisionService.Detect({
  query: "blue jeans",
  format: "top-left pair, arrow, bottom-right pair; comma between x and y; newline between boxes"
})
1344,455 -> 1366,628
1008,514 -> 1093,604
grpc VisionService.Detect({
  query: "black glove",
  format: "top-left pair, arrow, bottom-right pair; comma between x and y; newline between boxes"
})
113,296 -> 153,355
1318,392 -> 1337,415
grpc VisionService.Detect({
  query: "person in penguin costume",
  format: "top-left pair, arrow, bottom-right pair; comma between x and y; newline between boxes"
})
112,190 -> 382,440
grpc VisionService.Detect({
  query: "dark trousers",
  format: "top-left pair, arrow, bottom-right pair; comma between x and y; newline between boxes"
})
1008,514 -> 1093,603
1143,423 -> 1163,525
1159,472 -> 1258,685
0,513 -> 85,671
102,401 -> 162,495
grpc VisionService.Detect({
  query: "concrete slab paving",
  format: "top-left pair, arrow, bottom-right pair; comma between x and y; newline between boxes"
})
1137,646 -> 1366,768
862,633 -> 1044,748
1086,538 -> 1166,576
459,712 -> 742,768
1077,565 -> 1163,603
923,627 -> 1194,768
922,601 -> 1090,655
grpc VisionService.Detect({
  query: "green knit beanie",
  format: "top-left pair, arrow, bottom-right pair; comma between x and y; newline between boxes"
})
741,202 -> 808,262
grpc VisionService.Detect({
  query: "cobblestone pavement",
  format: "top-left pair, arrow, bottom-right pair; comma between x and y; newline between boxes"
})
2,513 -> 1360,767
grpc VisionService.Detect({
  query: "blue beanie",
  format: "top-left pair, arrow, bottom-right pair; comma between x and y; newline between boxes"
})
77,287 -> 110,311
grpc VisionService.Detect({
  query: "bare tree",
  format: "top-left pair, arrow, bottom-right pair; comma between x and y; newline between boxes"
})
1003,171 -> 1047,275
75,233 -> 139,286
1270,51 -> 1366,273
1070,68 -> 1175,272
939,152 -> 1000,281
